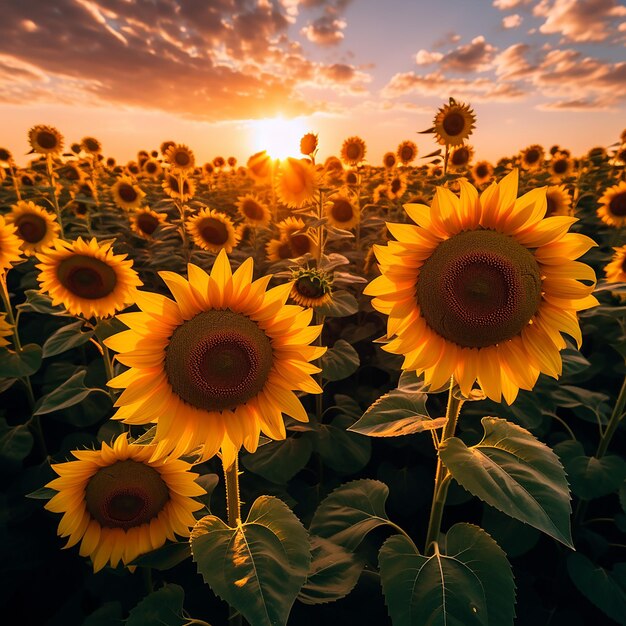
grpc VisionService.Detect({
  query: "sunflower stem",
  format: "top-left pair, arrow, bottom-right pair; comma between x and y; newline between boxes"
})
45,154 -> 65,239
9,163 -> 22,202
443,144 -> 450,176
223,455 -> 241,528
424,377 -> 464,555
177,173 -> 190,267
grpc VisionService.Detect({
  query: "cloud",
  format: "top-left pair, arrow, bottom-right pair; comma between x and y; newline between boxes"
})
415,50 -> 444,65
414,36 -> 496,74
301,15 -> 347,45
502,14 -> 523,28
493,0 -> 531,8
533,0 -> 626,42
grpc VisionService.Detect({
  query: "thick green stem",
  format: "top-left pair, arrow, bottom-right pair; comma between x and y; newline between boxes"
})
424,377 -> 464,555
46,155 -> 65,238
223,455 -> 241,528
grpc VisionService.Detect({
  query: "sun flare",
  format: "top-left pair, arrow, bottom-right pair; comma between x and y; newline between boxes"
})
250,116 -> 308,160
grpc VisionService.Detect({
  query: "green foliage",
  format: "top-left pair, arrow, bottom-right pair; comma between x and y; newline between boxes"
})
242,436 -> 313,483
0,343 -> 42,377
321,339 -> 360,381
42,320 -> 93,358
33,369 -> 104,415
126,584 -> 186,626
316,290 -> 359,317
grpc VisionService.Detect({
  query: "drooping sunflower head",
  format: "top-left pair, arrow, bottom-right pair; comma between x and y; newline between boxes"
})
605,245 -> 626,284
0,313 -> 12,348
341,136 -> 367,166
7,201 -> 60,255
449,144 -> 474,169
397,140 -> 418,165
111,175 -> 146,211
0,147 -> 13,164
326,194 -> 359,229
324,156 -> 343,177
160,140 -> 175,155
0,215 -> 23,276
275,217 -> 315,258
186,207 -> 239,254
130,207 -> 167,239
290,267 -> 333,308
266,237 -> 293,262
247,150 -> 273,182
387,173 -> 408,200
236,194 -> 271,228
81,136 -> 102,155
142,158 -> 163,179
300,132 -> 318,156
44,434 -> 205,572
597,180 -> 626,228
520,144 -> 545,170
383,152 -> 397,169
28,125 -> 64,155
545,185 -> 573,217
105,251 -> 325,467
433,99 -> 476,146
275,157 -> 318,208
366,169 -> 598,403
165,144 -> 195,171
162,172 -> 196,202
36,237 -> 142,318
550,152 -> 573,179
472,160 -> 494,185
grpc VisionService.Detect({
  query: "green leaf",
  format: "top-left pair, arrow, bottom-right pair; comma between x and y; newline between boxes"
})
309,479 -> 393,551
242,436 -> 313,483
126,584 -> 186,626
297,536 -> 363,605
0,343 -> 42,377
555,440 -> 626,500
191,496 -> 311,626
42,320 -> 94,358
379,523 -> 515,626
439,417 -> 573,547
133,425 -> 157,445
195,473 -> 219,512
348,389 -> 445,437
82,602 -> 123,626
26,486 -> 57,500
0,418 -> 33,467
567,554 -> 626,625
321,339 -> 360,381
315,290 -> 359,318
34,369 -> 101,416
130,542 -> 191,570
312,415 -> 371,474
94,316 -> 127,341
15,289 -> 67,315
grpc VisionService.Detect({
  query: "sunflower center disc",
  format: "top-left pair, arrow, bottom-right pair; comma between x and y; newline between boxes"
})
290,233 -> 312,256
442,112 -> 465,136
243,200 -> 264,221
401,146 -> 413,161
137,213 -> 159,234
346,143 -> 361,160
476,164 -> 488,178
57,254 -> 118,299
118,184 -> 138,203
418,229 -> 542,348
609,192 -> 626,216
165,310 -> 273,411
175,152 -> 190,166
390,178 -> 402,194
296,276 -> 325,299
525,149 -> 540,164
545,194 -> 558,217
332,199 -> 354,222
37,131 -> 57,150
200,219 -> 228,245
16,214 -> 47,243
553,159 -> 567,174
85,459 -> 169,529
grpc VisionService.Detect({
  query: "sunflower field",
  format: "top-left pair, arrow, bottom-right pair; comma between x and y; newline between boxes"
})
2,102 -> 626,626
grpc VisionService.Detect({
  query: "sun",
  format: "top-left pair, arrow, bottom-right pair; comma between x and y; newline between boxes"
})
250,116 -> 308,160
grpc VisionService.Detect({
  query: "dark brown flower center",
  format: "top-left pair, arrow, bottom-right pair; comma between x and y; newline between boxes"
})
545,193 -> 561,217
331,198 -> 354,223
0,148 -> 11,161
165,310 -> 273,411
346,142 -> 362,161
390,178 -> 402,195
57,254 -> 117,300
475,164 -> 488,178
442,111 -> 465,136
214,157 -> 225,168
145,161 -> 158,174
452,147 -> 469,166
525,149 -> 540,164
84,138 -> 100,152
290,233 -> 312,256
175,151 -> 191,167
118,183 -> 138,203
609,191 -> 626,217
242,199 -> 265,221
295,275 -> 325,299
553,159 -> 568,174
400,145 -> 414,162
85,459 -> 169,529
16,213 -> 47,243
384,154 -> 396,168
137,212 -> 160,235
346,172 -> 358,185
199,218 -> 229,245
418,229 -> 542,348
37,131 -> 58,150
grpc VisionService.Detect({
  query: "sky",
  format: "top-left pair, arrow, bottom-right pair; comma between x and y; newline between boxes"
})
1,0 -> 625,166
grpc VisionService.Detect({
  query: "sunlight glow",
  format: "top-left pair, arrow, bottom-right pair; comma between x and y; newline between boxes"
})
249,116 -> 308,160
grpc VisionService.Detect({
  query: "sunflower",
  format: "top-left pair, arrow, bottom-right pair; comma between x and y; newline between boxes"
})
227,156 -> 237,168
449,144 -> 474,169
383,152 -> 397,169
0,216 -> 23,276
59,163 -> 84,183
290,267 -> 333,308
397,140 -> 418,165
326,194 -> 359,229
266,238 -> 293,262
324,156 -> 343,177
247,151 -> 273,182
125,161 -> 141,176
387,173 -> 408,200
345,170 -> 359,186
71,180 -> 97,203
162,172 -> 196,202
365,170 -> 597,403
137,151 -> 150,167
165,144 -> 195,171
340,136 -> 366,166
545,185 -> 572,217
110,176 -> 145,211
236,194 -> 271,228
160,140 -> 175,156
0,147 -> 13,164
186,208 -> 238,254
275,157 -> 318,208
520,144 -> 544,170
81,137 -> 102,155
213,156 -> 225,169
130,208 -> 167,239
433,99 -> 476,146
472,161 -> 494,185
597,181 -> 626,228
300,133 -> 318,156
605,246 -> 626,283
104,251 -> 325,467
202,162 -> 215,178
36,237 -> 142,318
28,125 -> 64,155
141,158 -> 163,179
44,434 -> 204,573
550,152 -> 573,179
7,201 -> 60,255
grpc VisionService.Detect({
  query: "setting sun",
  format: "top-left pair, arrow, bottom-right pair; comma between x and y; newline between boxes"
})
249,116 -> 308,160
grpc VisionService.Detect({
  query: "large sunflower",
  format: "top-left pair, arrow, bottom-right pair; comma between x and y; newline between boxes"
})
0,215 -> 24,275
28,124 -> 64,155
597,180 -> 626,228
36,237 -> 142,318
111,175 -> 145,211
164,144 -> 195,171
365,170 -> 597,403
186,208 -> 239,254
44,434 -> 204,572
105,251 -> 325,468
275,158 -> 318,208
433,99 -> 476,146
340,136 -> 366,166
605,245 -> 626,283
7,200 -> 60,255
